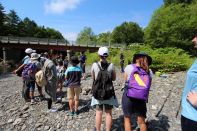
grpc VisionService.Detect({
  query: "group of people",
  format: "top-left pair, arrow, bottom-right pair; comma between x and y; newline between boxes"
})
12,34 -> 197,131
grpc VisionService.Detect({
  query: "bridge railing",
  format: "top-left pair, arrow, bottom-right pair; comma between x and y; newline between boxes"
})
0,36 -> 128,49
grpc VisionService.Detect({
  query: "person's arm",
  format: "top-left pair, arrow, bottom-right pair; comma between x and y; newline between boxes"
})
13,64 -> 25,74
187,91 -> 197,107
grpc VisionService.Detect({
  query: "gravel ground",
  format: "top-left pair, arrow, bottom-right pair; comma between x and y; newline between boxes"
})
0,67 -> 185,131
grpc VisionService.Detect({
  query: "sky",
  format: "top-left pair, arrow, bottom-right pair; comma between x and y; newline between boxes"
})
1,0 -> 163,41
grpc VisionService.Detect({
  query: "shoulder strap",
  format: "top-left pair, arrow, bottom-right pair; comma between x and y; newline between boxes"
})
96,62 -> 102,71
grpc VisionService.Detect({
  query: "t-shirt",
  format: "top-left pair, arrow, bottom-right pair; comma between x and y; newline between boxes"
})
65,66 -> 82,87
91,62 -> 115,80
181,59 -> 197,122
22,55 -> 30,65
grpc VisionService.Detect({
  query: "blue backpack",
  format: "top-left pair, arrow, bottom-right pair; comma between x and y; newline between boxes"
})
22,63 -> 37,81
127,64 -> 151,101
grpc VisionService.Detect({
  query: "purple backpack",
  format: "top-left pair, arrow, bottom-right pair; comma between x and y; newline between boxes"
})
127,64 -> 151,101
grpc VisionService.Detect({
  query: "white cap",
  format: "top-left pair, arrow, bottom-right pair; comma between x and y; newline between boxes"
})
25,48 -> 36,54
30,53 -> 40,60
98,47 -> 109,56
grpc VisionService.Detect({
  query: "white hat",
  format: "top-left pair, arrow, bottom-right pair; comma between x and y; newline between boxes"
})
98,47 -> 109,56
25,48 -> 36,54
30,53 -> 40,60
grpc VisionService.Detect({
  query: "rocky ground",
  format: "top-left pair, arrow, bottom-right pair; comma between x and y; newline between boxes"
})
0,67 -> 185,131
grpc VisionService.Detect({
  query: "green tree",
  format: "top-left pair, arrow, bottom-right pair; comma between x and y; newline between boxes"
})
0,3 -> 6,35
97,32 -> 111,45
144,3 -> 197,54
164,0 -> 192,5
76,27 -> 96,45
5,10 -> 21,36
111,22 -> 144,46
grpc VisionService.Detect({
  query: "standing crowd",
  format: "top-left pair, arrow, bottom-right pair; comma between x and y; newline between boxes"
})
12,33 -> 197,131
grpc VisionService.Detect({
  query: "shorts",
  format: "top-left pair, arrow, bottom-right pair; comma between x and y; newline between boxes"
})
122,90 -> 147,118
67,86 -> 81,100
26,81 -> 35,92
181,115 -> 197,131
94,104 -> 113,111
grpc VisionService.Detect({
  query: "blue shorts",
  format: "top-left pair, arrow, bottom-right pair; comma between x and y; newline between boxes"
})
26,81 -> 35,92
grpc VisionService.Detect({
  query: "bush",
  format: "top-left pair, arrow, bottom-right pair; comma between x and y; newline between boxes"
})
85,45 -> 194,73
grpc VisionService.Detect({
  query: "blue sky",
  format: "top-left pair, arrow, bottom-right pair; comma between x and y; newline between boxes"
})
1,0 -> 163,41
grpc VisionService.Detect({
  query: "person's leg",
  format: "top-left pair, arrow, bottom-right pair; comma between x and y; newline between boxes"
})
47,98 -> 52,109
124,116 -> 132,131
36,83 -> 43,97
137,115 -> 147,131
95,105 -> 103,131
67,87 -> 74,114
74,87 -> 81,113
105,108 -> 112,131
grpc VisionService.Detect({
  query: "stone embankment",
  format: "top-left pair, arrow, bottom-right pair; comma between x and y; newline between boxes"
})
0,69 -> 185,131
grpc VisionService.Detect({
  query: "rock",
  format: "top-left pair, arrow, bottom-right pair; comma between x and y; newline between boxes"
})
13,118 -> 22,125
44,126 -> 50,130
7,119 -> 14,123
21,105 -> 29,111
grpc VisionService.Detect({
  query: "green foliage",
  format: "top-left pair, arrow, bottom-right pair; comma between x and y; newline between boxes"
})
111,22 -> 144,46
86,45 -> 194,73
145,3 -> 197,55
0,2 -> 65,40
76,27 -> 97,45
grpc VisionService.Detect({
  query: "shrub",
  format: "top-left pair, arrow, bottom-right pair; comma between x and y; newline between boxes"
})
86,45 -> 194,73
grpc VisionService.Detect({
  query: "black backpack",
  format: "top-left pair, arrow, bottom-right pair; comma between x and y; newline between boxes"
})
92,62 -> 115,100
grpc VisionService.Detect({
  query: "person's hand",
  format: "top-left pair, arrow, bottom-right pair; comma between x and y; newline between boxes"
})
187,91 -> 197,107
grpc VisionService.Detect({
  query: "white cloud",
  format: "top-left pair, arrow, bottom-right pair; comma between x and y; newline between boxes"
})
63,32 -> 78,41
44,0 -> 81,14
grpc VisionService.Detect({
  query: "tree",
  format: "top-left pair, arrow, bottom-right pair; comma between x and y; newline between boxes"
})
164,0 -> 192,5
6,10 -> 21,35
76,27 -> 96,45
111,22 -> 144,46
97,32 -> 111,45
144,3 -> 197,54
0,3 -> 6,35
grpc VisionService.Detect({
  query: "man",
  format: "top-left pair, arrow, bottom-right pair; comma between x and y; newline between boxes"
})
79,51 -> 86,79
181,34 -> 197,131
14,48 -> 36,75
42,57 -> 58,112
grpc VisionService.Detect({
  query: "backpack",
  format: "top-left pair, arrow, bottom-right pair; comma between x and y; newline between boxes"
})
57,66 -> 65,81
92,62 -> 115,100
35,59 -> 51,87
127,64 -> 151,101
35,70 -> 47,87
22,63 -> 37,81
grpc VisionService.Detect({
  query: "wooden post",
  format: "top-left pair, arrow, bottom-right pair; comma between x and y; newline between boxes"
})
2,47 -> 7,73
67,50 -> 71,61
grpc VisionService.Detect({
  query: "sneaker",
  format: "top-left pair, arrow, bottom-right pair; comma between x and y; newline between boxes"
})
49,107 -> 58,113
74,110 -> 79,116
30,99 -> 35,105
68,111 -> 74,116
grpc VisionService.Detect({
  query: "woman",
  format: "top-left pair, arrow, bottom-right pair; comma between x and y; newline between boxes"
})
181,34 -> 197,131
122,52 -> 152,131
91,47 -> 118,131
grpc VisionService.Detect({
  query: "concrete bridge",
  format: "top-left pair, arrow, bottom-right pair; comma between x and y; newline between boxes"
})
0,36 -> 122,64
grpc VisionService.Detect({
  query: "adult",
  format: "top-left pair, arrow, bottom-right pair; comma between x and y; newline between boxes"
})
91,47 -> 118,131
42,58 -> 58,112
122,52 -> 152,131
65,55 -> 82,116
79,51 -> 86,79
181,34 -> 197,131
120,53 -> 125,73
14,48 -> 36,76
